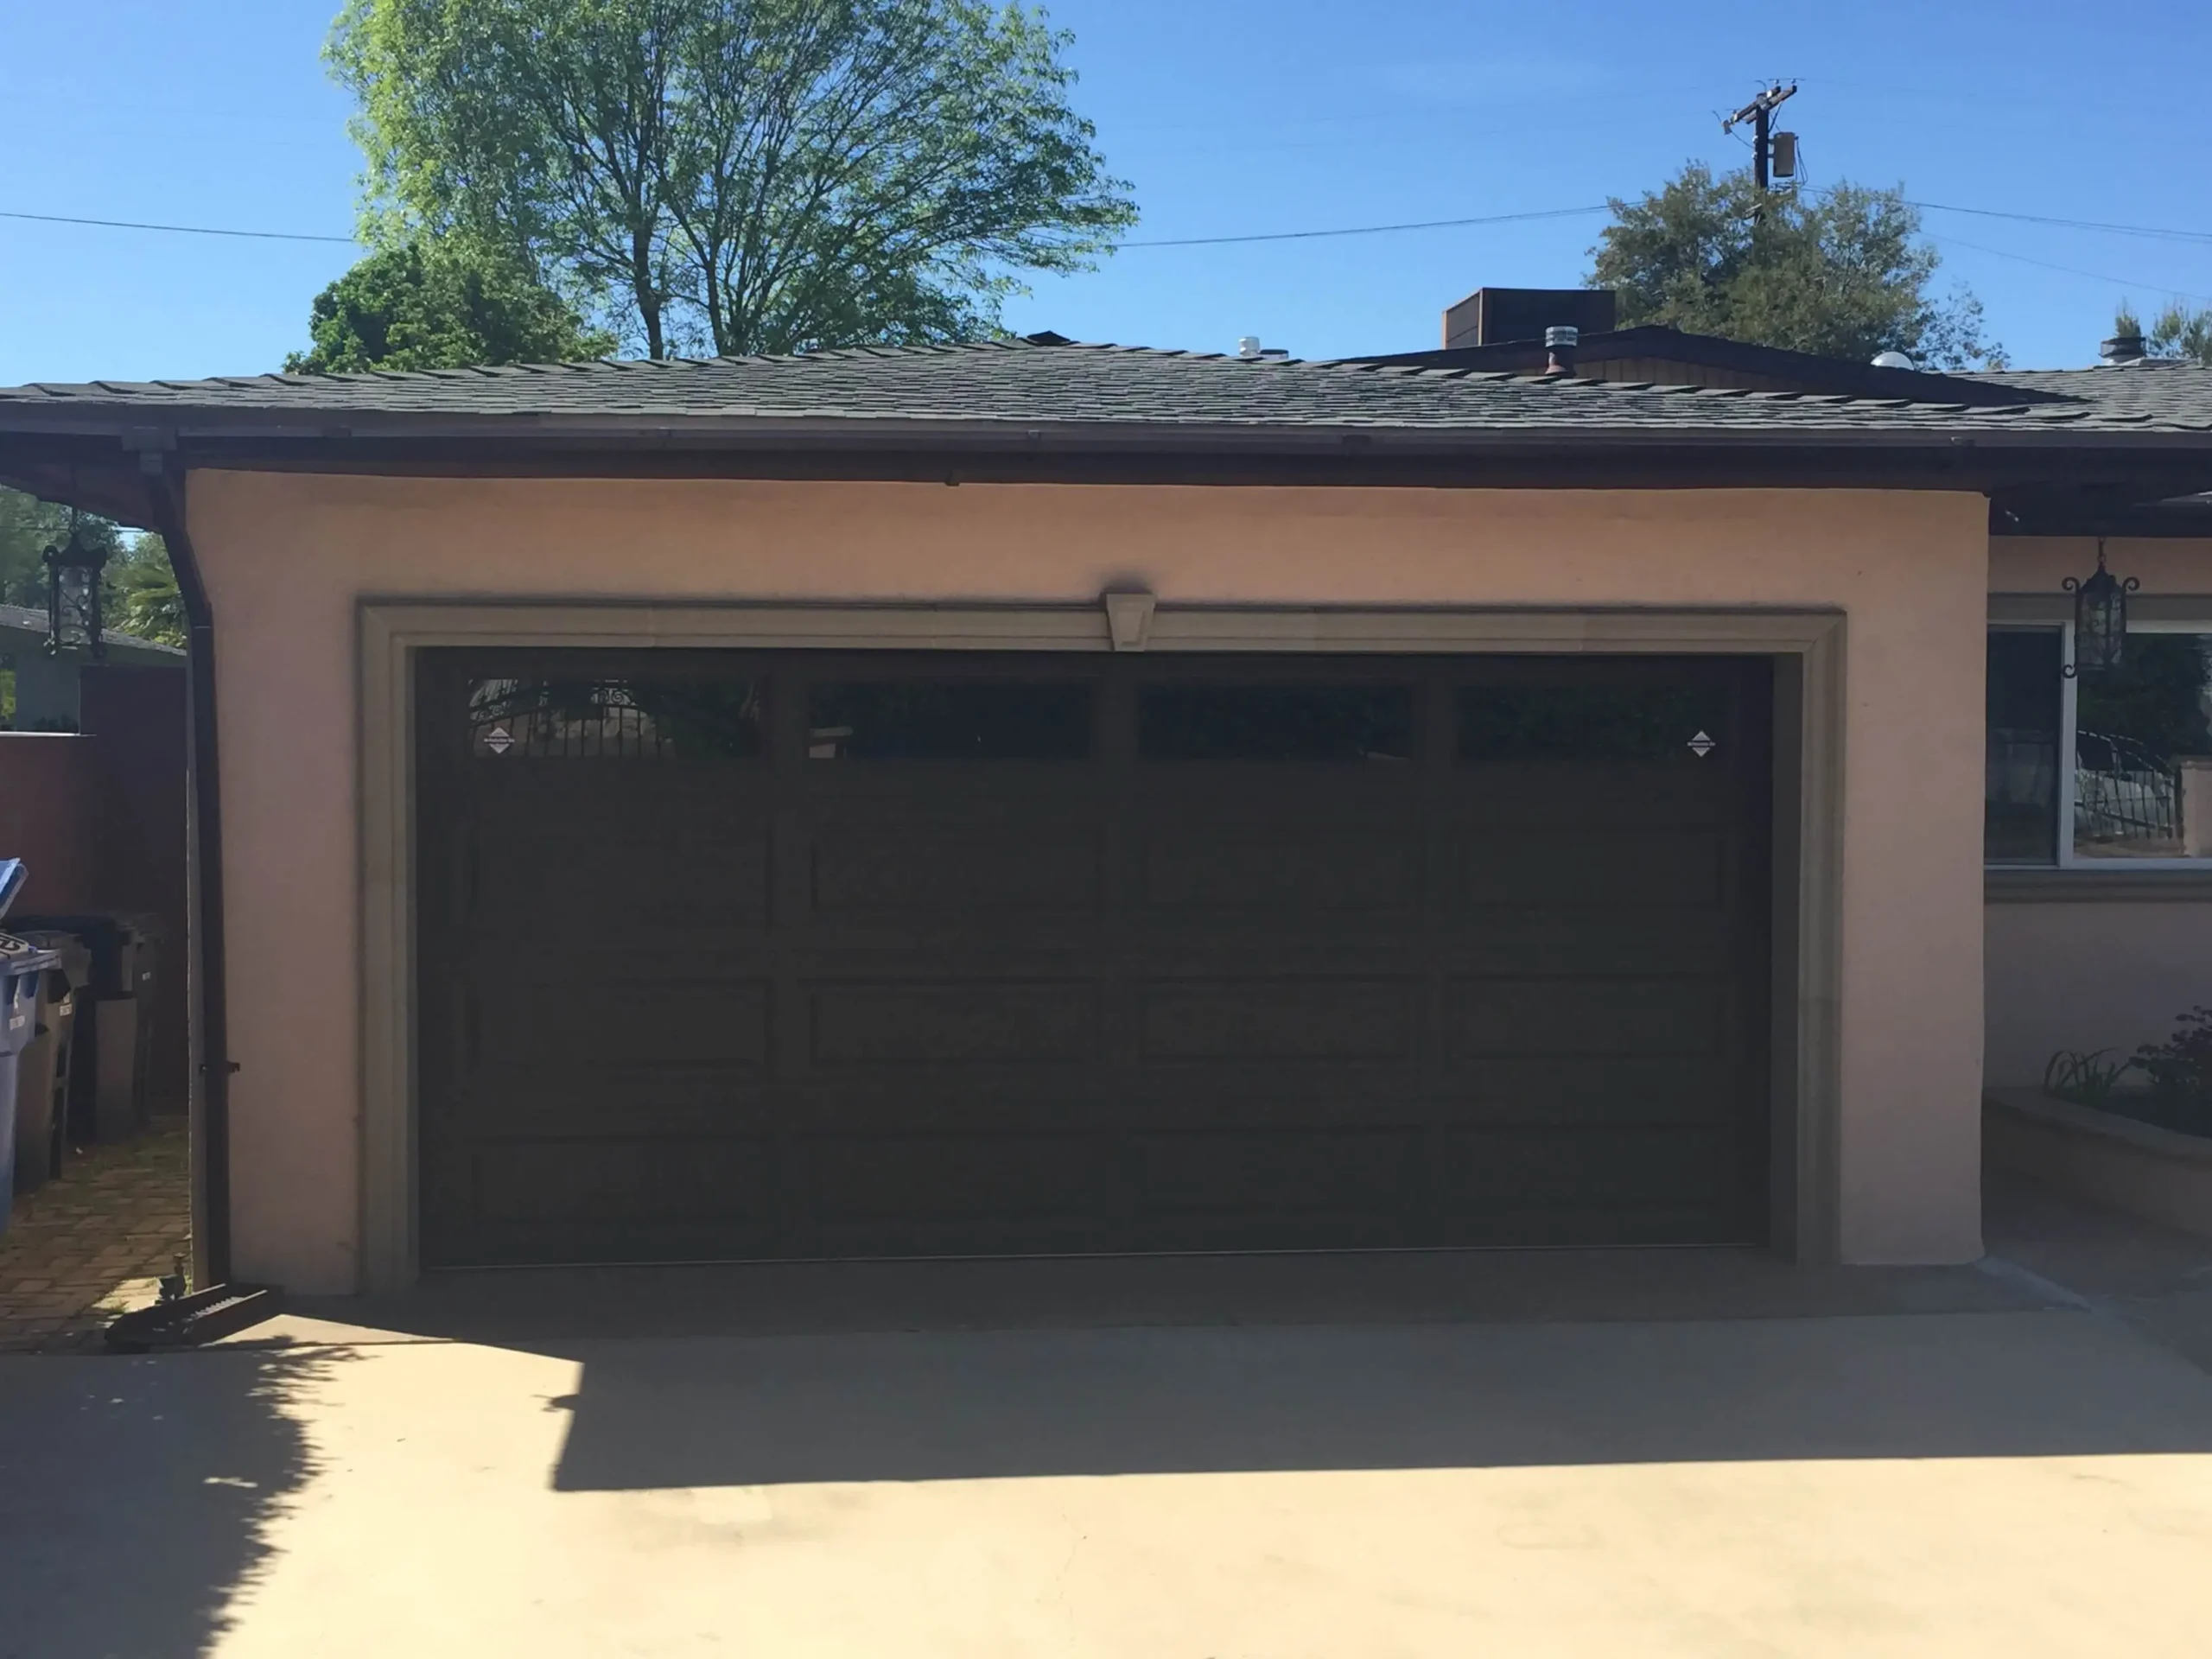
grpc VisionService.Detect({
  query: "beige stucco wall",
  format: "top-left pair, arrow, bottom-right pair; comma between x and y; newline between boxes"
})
1984,536 -> 2212,1091
187,473 -> 1993,1289
1989,535 -> 2212,597
1986,899 -> 2212,1087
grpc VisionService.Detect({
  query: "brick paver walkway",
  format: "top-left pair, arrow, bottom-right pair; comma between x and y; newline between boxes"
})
0,1116 -> 191,1352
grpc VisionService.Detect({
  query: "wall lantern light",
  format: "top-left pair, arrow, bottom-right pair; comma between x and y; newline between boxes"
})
42,517 -> 109,660
2064,539 -> 2138,677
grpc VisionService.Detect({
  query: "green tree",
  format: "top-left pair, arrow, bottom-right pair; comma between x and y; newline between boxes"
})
287,239 -> 616,372
110,534 -> 189,649
1589,163 -> 2005,370
327,0 -> 1135,359
2123,302 -> 2212,365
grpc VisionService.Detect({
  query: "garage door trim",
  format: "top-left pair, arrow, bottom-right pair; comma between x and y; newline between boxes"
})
359,598 -> 1842,1291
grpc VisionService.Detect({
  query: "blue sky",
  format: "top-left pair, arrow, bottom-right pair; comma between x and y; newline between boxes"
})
3,0 -> 2209,384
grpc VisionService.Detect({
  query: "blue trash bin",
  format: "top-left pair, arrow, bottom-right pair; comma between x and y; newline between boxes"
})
0,862 -> 61,1234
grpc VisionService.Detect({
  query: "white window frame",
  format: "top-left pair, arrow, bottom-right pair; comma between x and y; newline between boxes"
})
1991,618 -> 2212,870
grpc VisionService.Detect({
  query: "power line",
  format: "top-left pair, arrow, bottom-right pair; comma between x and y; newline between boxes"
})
1905,199 -> 2212,245
1921,231 -> 2212,306
3,190 -> 2209,269
0,207 -> 358,245
1118,206 -> 1607,249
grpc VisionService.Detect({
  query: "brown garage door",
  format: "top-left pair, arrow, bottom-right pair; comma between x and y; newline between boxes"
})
416,649 -> 1772,1267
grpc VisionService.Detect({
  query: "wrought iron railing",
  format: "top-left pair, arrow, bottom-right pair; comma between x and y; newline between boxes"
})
2075,730 -> 2181,848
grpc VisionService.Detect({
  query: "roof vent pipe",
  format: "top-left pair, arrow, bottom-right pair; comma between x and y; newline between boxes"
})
1236,337 -> 1290,361
1544,325 -> 1580,377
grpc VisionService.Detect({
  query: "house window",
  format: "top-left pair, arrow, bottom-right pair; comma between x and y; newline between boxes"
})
1986,630 -> 2063,864
2075,632 -> 2212,860
1985,625 -> 2212,867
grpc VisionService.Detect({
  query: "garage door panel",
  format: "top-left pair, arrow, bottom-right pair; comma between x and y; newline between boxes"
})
1109,1071 -> 1432,1134
1432,1056 -> 1743,1127
1440,914 -> 1735,977
810,827 -> 1103,914
1140,828 -> 1422,910
1446,767 -> 1731,823
468,825 -> 772,930
1134,1131 -> 1420,1215
802,1135 -> 1105,1220
440,1056 -> 784,1132
1459,828 -> 1726,909
468,1137 -> 779,1226
1430,1204 -> 1746,1248
808,981 -> 1098,1065
1446,976 -> 1728,1058
1435,1127 -> 1745,1205
789,1077 -> 1112,1132
1137,978 -> 1416,1062
469,979 -> 772,1070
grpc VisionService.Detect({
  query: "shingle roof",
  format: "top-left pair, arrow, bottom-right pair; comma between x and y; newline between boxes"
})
1967,360 -> 2212,429
4,337 -> 2211,444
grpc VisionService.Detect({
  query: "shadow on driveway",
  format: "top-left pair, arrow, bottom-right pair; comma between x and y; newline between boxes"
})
282,1243 -> 2212,1492
538,1308 -> 2212,1491
0,1345 -> 344,1659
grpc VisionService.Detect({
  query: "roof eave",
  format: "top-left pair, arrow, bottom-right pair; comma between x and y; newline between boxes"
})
8,404 -> 2212,454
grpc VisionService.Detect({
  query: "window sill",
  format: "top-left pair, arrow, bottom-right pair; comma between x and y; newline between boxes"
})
1986,867 -> 2212,902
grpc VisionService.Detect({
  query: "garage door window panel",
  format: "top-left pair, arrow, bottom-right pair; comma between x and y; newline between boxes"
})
807,680 -> 1092,760
469,675 -> 765,760
1457,683 -> 1730,763
1138,683 -> 1415,761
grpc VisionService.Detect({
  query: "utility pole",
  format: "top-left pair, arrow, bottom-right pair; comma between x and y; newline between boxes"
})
1723,82 -> 1798,194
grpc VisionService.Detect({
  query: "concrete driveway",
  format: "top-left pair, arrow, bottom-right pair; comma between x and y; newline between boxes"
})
4,1232 -> 2212,1657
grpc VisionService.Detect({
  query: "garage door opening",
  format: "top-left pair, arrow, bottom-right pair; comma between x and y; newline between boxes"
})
415,650 -> 1774,1267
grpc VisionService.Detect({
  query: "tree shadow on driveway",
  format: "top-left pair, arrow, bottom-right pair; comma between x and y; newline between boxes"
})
0,1345 -> 345,1659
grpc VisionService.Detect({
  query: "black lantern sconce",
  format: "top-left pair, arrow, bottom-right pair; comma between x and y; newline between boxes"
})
41,516 -> 109,660
2063,538 -> 2138,678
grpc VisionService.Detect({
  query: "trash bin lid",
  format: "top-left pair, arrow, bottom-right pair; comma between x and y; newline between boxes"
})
0,932 -> 60,983
4,912 -> 132,995
0,859 -> 24,922
0,932 -> 59,1055
12,929 -> 93,988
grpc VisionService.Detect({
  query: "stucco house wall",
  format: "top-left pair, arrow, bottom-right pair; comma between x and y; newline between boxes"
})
1984,537 -> 2212,1090
187,471 -> 1991,1291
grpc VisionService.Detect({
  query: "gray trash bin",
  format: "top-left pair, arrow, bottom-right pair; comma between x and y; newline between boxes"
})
118,912 -> 163,1118
12,929 -> 91,1192
0,862 -> 61,1232
7,912 -> 143,1142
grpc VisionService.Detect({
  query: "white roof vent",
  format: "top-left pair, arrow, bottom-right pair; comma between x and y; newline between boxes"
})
1236,336 -> 1289,361
1871,350 -> 1916,370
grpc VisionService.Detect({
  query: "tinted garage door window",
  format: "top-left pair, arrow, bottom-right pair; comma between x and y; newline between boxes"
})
416,651 -> 1772,1266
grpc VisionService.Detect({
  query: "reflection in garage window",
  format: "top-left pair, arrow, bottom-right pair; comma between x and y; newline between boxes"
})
1458,684 -> 1728,761
468,677 -> 764,759
808,683 -> 1092,759
1139,684 -> 1414,760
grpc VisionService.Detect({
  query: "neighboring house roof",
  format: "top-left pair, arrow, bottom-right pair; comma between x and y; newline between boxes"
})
1341,325 -> 2064,410
0,601 -> 184,658
3,336 -> 2211,447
